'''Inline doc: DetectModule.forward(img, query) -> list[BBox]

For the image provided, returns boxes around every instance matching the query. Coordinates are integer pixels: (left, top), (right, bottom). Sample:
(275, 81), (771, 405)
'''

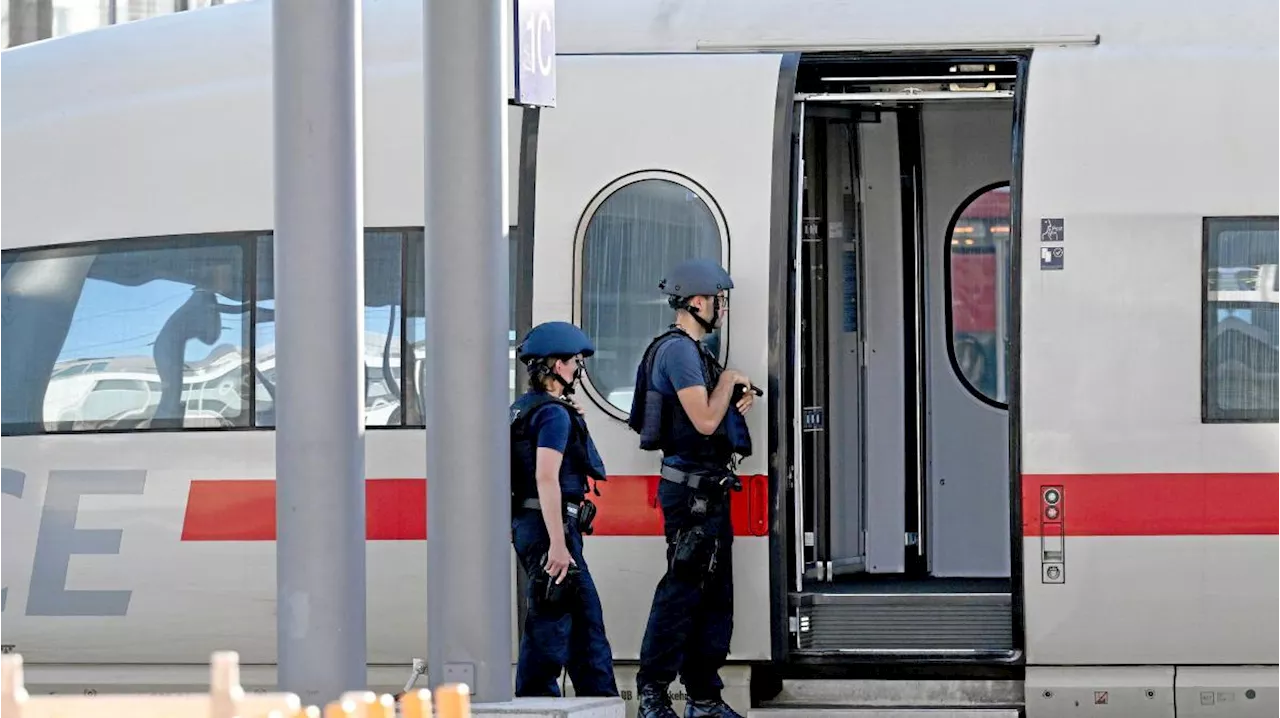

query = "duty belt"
(520, 498), (581, 520)
(659, 464), (734, 492)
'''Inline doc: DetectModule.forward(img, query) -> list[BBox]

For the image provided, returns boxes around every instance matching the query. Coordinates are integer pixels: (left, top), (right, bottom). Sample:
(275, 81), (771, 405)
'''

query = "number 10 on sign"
(514, 0), (556, 107)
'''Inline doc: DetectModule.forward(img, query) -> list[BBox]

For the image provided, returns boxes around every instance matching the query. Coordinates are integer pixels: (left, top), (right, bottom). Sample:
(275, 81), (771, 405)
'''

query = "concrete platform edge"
(468, 696), (626, 718)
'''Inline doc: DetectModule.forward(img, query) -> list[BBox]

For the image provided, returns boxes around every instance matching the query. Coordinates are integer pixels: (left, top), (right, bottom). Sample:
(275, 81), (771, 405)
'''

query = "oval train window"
(576, 173), (727, 415)
(947, 183), (1011, 406)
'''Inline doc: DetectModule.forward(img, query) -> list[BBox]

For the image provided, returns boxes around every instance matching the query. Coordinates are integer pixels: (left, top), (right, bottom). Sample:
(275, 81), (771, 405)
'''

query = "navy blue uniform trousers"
(636, 480), (735, 701)
(512, 509), (618, 698)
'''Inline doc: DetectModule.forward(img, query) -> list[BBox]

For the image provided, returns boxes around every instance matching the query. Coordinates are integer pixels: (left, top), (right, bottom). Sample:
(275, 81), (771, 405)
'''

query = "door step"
(792, 592), (1014, 653)
(750, 710), (1020, 717)
(752, 679), (1024, 717)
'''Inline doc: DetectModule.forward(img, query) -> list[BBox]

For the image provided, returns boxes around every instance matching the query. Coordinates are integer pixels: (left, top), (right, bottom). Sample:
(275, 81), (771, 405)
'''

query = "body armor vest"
(628, 328), (752, 470)
(510, 391), (606, 508)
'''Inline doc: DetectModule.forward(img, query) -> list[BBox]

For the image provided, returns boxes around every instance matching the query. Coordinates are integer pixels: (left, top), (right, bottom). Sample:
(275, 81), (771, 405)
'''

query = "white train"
(2, 0), (1277, 715)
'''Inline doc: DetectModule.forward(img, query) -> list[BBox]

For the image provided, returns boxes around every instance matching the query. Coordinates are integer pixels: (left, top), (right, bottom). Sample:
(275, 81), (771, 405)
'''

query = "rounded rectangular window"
(1, 236), (251, 434)
(946, 183), (1011, 406)
(577, 173), (727, 415)
(1203, 216), (1279, 423)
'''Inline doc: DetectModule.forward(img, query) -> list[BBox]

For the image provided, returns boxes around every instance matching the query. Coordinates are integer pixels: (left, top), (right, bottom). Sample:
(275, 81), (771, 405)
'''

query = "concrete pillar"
(423, 0), (512, 703)
(272, 0), (367, 706)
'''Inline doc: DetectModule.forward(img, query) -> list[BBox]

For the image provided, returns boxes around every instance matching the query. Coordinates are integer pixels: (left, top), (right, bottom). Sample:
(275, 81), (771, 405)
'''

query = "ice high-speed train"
(2, 0), (1277, 715)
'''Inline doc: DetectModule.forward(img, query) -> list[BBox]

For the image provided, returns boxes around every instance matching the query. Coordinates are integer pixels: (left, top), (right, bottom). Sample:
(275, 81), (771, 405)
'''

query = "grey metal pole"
(424, 0), (512, 704)
(272, 0), (367, 706)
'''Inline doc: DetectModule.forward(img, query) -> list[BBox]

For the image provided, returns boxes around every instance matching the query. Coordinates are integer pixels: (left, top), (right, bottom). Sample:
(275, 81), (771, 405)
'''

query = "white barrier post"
(210, 650), (244, 718)
(0, 652), (470, 718)
(0, 652), (303, 718)
(2, 654), (28, 718)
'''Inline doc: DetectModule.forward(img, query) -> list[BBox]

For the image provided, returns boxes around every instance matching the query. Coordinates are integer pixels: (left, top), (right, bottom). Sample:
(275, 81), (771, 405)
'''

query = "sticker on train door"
(1040, 217), (1064, 242)
(1040, 246), (1064, 271)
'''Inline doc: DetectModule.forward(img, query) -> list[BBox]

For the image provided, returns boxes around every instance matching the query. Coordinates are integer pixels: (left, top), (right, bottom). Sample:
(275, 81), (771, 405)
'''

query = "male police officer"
(628, 259), (756, 718)
(510, 321), (619, 699)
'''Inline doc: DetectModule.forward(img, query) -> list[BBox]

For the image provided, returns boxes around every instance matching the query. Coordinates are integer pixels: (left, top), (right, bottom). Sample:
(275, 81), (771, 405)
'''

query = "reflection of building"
(4, 0), (246, 49)
(42, 334), (522, 431)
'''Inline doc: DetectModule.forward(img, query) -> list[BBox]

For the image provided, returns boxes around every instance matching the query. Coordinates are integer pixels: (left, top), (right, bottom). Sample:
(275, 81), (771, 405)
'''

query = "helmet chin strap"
(531, 359), (582, 395)
(675, 295), (721, 334)
(564, 360), (586, 395)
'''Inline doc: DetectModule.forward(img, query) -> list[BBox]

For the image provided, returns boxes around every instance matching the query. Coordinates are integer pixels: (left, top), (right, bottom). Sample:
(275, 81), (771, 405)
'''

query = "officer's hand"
(736, 389), (755, 415)
(545, 543), (575, 584)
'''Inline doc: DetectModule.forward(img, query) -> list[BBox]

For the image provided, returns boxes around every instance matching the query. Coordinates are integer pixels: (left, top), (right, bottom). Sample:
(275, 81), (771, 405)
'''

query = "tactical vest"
(628, 328), (752, 470)
(510, 391), (606, 509)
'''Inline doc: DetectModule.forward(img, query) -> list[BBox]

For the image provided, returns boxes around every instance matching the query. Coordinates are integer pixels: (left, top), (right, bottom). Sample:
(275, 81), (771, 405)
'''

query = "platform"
(468, 697), (624, 718)
(748, 679), (1023, 718)
(747, 706), (1013, 711)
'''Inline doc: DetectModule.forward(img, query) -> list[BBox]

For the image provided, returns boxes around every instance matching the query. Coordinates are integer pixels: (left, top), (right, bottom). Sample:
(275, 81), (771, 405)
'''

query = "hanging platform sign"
(513, 0), (556, 107)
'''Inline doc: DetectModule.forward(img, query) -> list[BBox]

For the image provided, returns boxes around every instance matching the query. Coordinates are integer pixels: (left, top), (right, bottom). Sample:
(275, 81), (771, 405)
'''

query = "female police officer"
(509, 321), (618, 698)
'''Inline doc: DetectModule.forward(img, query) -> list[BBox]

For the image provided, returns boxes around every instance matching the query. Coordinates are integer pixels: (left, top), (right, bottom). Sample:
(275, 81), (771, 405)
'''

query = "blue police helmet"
(658, 258), (734, 298)
(517, 321), (596, 363)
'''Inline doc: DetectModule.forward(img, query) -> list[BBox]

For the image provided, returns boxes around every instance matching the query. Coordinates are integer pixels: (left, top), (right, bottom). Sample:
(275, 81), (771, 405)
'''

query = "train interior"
(786, 56), (1020, 659)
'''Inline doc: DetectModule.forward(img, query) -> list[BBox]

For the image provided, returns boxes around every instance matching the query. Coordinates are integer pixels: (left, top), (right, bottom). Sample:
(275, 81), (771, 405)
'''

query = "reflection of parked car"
(42, 346), (245, 431)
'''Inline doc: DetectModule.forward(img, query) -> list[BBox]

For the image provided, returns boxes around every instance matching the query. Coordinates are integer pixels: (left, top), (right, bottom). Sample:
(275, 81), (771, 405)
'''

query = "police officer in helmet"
(510, 321), (618, 699)
(628, 259), (756, 718)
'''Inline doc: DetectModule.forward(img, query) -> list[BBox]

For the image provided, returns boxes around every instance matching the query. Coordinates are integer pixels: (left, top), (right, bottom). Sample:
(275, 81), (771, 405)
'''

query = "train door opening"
(787, 57), (1022, 657)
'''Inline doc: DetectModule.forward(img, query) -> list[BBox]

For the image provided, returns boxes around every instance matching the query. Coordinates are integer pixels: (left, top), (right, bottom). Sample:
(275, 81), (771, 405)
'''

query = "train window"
(1, 235), (252, 435)
(946, 183), (1011, 407)
(1, 227), (519, 434)
(1203, 217), (1279, 423)
(255, 231), (413, 428)
(402, 230), (523, 426)
(404, 235), (425, 426)
(576, 172), (728, 415)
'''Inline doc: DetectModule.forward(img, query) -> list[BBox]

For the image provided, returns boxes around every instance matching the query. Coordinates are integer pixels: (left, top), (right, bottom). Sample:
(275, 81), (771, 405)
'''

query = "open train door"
(529, 51), (799, 680)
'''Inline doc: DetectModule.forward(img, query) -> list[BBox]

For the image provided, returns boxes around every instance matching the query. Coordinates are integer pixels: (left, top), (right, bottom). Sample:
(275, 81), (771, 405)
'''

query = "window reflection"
(254, 232), (410, 428)
(947, 184), (1011, 404)
(6, 0), (253, 50)
(49, 0), (178, 40)
(1204, 218), (1279, 422)
(579, 176), (724, 413)
(402, 233), (521, 422)
(1, 236), (250, 433)
(403, 234), (425, 426)
(1, 226), (523, 435)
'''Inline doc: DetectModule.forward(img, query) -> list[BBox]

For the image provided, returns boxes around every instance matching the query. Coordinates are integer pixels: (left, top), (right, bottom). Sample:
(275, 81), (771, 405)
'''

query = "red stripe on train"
(181, 475), (770, 541)
(1022, 473), (1279, 537)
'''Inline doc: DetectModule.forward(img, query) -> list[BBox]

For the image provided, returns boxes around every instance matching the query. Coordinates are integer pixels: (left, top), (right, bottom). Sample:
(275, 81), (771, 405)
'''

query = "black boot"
(636, 683), (679, 718)
(684, 697), (744, 718)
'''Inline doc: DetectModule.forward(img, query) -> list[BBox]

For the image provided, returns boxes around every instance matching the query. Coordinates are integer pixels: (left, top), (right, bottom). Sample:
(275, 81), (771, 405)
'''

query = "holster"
(671, 526), (717, 582)
(578, 498), (598, 535)
(670, 494), (720, 582)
